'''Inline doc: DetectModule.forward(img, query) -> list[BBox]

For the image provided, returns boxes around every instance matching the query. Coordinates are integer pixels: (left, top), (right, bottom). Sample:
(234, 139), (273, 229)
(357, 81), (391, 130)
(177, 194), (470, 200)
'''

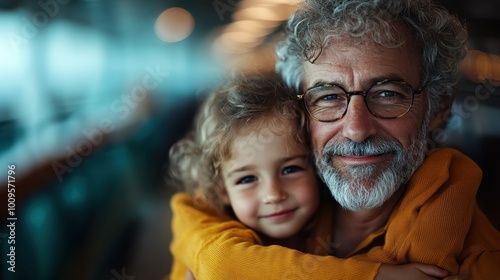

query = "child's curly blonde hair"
(168, 73), (306, 212)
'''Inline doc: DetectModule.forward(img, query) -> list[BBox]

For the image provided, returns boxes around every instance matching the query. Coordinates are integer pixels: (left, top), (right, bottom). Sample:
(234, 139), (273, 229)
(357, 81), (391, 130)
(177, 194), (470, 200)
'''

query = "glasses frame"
(297, 79), (424, 122)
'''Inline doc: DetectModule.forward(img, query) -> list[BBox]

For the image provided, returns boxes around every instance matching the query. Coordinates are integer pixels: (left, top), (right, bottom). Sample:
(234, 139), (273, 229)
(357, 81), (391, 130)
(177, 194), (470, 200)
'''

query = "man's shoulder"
(403, 147), (481, 205)
(427, 147), (482, 179)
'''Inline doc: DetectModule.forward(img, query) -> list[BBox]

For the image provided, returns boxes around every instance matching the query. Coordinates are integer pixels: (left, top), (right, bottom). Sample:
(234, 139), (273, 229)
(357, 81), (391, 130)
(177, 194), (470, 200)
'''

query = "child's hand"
(185, 270), (195, 280)
(376, 263), (449, 280)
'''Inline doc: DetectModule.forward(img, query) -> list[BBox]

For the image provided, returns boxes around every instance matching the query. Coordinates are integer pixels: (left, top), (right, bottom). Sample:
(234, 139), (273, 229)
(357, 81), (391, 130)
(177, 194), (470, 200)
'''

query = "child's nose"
(262, 180), (287, 204)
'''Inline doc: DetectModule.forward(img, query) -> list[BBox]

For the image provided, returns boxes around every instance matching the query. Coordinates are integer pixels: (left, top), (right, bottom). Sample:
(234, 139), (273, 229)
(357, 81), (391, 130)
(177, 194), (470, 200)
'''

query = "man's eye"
(236, 176), (257, 185)
(308, 87), (345, 105)
(313, 93), (344, 107)
(378, 90), (400, 98)
(321, 93), (340, 100)
(282, 165), (303, 175)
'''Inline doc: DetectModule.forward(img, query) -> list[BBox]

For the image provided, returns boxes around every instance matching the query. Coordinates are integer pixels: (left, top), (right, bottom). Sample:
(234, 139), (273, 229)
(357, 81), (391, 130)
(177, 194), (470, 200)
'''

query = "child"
(167, 73), (449, 280)
(169, 72), (322, 251)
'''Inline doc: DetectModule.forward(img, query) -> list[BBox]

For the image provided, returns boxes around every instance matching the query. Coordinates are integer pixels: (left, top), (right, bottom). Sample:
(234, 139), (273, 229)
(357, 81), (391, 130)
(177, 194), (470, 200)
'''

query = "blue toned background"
(0, 0), (499, 279)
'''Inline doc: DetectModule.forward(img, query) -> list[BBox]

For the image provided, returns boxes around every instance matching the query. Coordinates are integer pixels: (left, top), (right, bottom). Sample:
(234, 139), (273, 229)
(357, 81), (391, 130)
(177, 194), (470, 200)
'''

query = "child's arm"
(169, 193), (448, 280)
(170, 193), (379, 279)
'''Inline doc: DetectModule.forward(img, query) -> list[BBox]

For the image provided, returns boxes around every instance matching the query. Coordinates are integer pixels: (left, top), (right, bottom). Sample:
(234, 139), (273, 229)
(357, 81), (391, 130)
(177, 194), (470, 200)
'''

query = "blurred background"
(0, 0), (499, 279)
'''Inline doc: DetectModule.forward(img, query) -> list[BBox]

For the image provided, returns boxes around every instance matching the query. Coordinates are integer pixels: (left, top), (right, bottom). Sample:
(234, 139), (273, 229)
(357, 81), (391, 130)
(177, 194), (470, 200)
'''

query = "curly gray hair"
(276, 0), (468, 115)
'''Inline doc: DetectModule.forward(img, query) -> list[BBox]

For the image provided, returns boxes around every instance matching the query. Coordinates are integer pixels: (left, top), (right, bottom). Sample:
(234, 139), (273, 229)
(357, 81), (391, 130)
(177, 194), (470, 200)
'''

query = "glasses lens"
(366, 82), (414, 118)
(304, 85), (347, 121)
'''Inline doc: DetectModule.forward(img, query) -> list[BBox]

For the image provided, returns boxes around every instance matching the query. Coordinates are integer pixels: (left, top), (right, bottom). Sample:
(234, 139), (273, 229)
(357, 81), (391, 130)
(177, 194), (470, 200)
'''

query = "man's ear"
(428, 94), (454, 132)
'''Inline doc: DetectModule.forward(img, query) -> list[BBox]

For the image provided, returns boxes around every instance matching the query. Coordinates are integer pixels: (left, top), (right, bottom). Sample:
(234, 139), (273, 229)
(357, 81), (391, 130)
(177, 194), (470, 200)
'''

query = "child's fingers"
(413, 263), (449, 278)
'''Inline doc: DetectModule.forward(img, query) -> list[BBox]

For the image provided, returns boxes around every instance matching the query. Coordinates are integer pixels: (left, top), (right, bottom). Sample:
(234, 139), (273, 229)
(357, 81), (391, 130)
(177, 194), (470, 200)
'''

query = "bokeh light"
(462, 50), (500, 83)
(154, 7), (195, 43)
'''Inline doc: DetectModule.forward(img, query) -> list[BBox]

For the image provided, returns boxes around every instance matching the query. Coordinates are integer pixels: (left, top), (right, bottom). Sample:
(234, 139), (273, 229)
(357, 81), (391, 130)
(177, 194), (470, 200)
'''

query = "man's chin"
(333, 189), (389, 211)
(325, 171), (398, 211)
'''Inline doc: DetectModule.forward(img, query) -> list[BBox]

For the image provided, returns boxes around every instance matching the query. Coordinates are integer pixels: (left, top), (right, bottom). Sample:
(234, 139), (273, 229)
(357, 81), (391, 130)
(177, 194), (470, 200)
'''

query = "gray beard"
(315, 125), (428, 211)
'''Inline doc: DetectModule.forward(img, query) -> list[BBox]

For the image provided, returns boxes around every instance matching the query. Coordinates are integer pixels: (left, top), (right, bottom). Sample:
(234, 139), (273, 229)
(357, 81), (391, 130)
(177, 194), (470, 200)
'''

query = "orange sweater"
(169, 195), (380, 279)
(169, 148), (500, 279)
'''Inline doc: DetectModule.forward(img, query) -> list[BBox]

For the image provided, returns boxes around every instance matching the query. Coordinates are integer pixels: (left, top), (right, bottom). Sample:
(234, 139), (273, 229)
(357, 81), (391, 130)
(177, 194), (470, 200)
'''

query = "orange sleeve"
(367, 148), (500, 279)
(456, 207), (500, 280)
(368, 149), (479, 273)
(169, 193), (381, 280)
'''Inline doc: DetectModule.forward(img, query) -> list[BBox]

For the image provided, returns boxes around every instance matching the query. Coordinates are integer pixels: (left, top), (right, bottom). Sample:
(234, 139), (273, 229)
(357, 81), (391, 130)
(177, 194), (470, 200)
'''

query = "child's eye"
(282, 165), (303, 175)
(236, 176), (257, 185)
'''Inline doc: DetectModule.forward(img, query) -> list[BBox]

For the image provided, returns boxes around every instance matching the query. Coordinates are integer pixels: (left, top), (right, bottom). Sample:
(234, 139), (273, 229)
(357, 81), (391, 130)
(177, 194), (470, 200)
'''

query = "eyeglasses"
(297, 79), (423, 122)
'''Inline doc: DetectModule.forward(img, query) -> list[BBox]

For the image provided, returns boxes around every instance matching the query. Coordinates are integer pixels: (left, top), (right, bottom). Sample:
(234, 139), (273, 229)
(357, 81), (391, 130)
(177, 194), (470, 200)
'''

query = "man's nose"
(341, 96), (377, 143)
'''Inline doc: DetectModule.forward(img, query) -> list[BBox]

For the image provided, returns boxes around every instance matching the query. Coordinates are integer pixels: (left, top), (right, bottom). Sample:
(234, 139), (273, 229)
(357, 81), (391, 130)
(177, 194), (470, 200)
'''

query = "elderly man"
(168, 0), (500, 279)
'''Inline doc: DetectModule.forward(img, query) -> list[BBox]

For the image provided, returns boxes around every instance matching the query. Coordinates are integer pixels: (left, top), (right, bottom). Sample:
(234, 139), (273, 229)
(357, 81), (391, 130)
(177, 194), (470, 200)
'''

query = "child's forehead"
(226, 117), (304, 152)
(223, 122), (308, 166)
(237, 115), (296, 137)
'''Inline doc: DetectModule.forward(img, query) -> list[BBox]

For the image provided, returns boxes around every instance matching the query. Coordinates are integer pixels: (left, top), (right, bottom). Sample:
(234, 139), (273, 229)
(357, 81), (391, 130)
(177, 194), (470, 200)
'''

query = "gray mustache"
(322, 139), (403, 160)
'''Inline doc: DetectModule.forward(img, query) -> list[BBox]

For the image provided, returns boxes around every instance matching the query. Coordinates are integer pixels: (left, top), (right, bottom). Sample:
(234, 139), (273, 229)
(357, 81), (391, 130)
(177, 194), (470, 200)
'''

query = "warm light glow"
(213, 28), (276, 58)
(224, 20), (276, 36)
(491, 54), (500, 81)
(462, 50), (500, 83)
(233, 6), (285, 21)
(240, 0), (301, 7)
(475, 51), (491, 80)
(265, 0), (302, 4)
(236, 1), (298, 19)
(154, 7), (195, 43)
(210, 0), (301, 73)
(212, 37), (250, 56)
(214, 31), (264, 54)
(221, 31), (261, 44)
